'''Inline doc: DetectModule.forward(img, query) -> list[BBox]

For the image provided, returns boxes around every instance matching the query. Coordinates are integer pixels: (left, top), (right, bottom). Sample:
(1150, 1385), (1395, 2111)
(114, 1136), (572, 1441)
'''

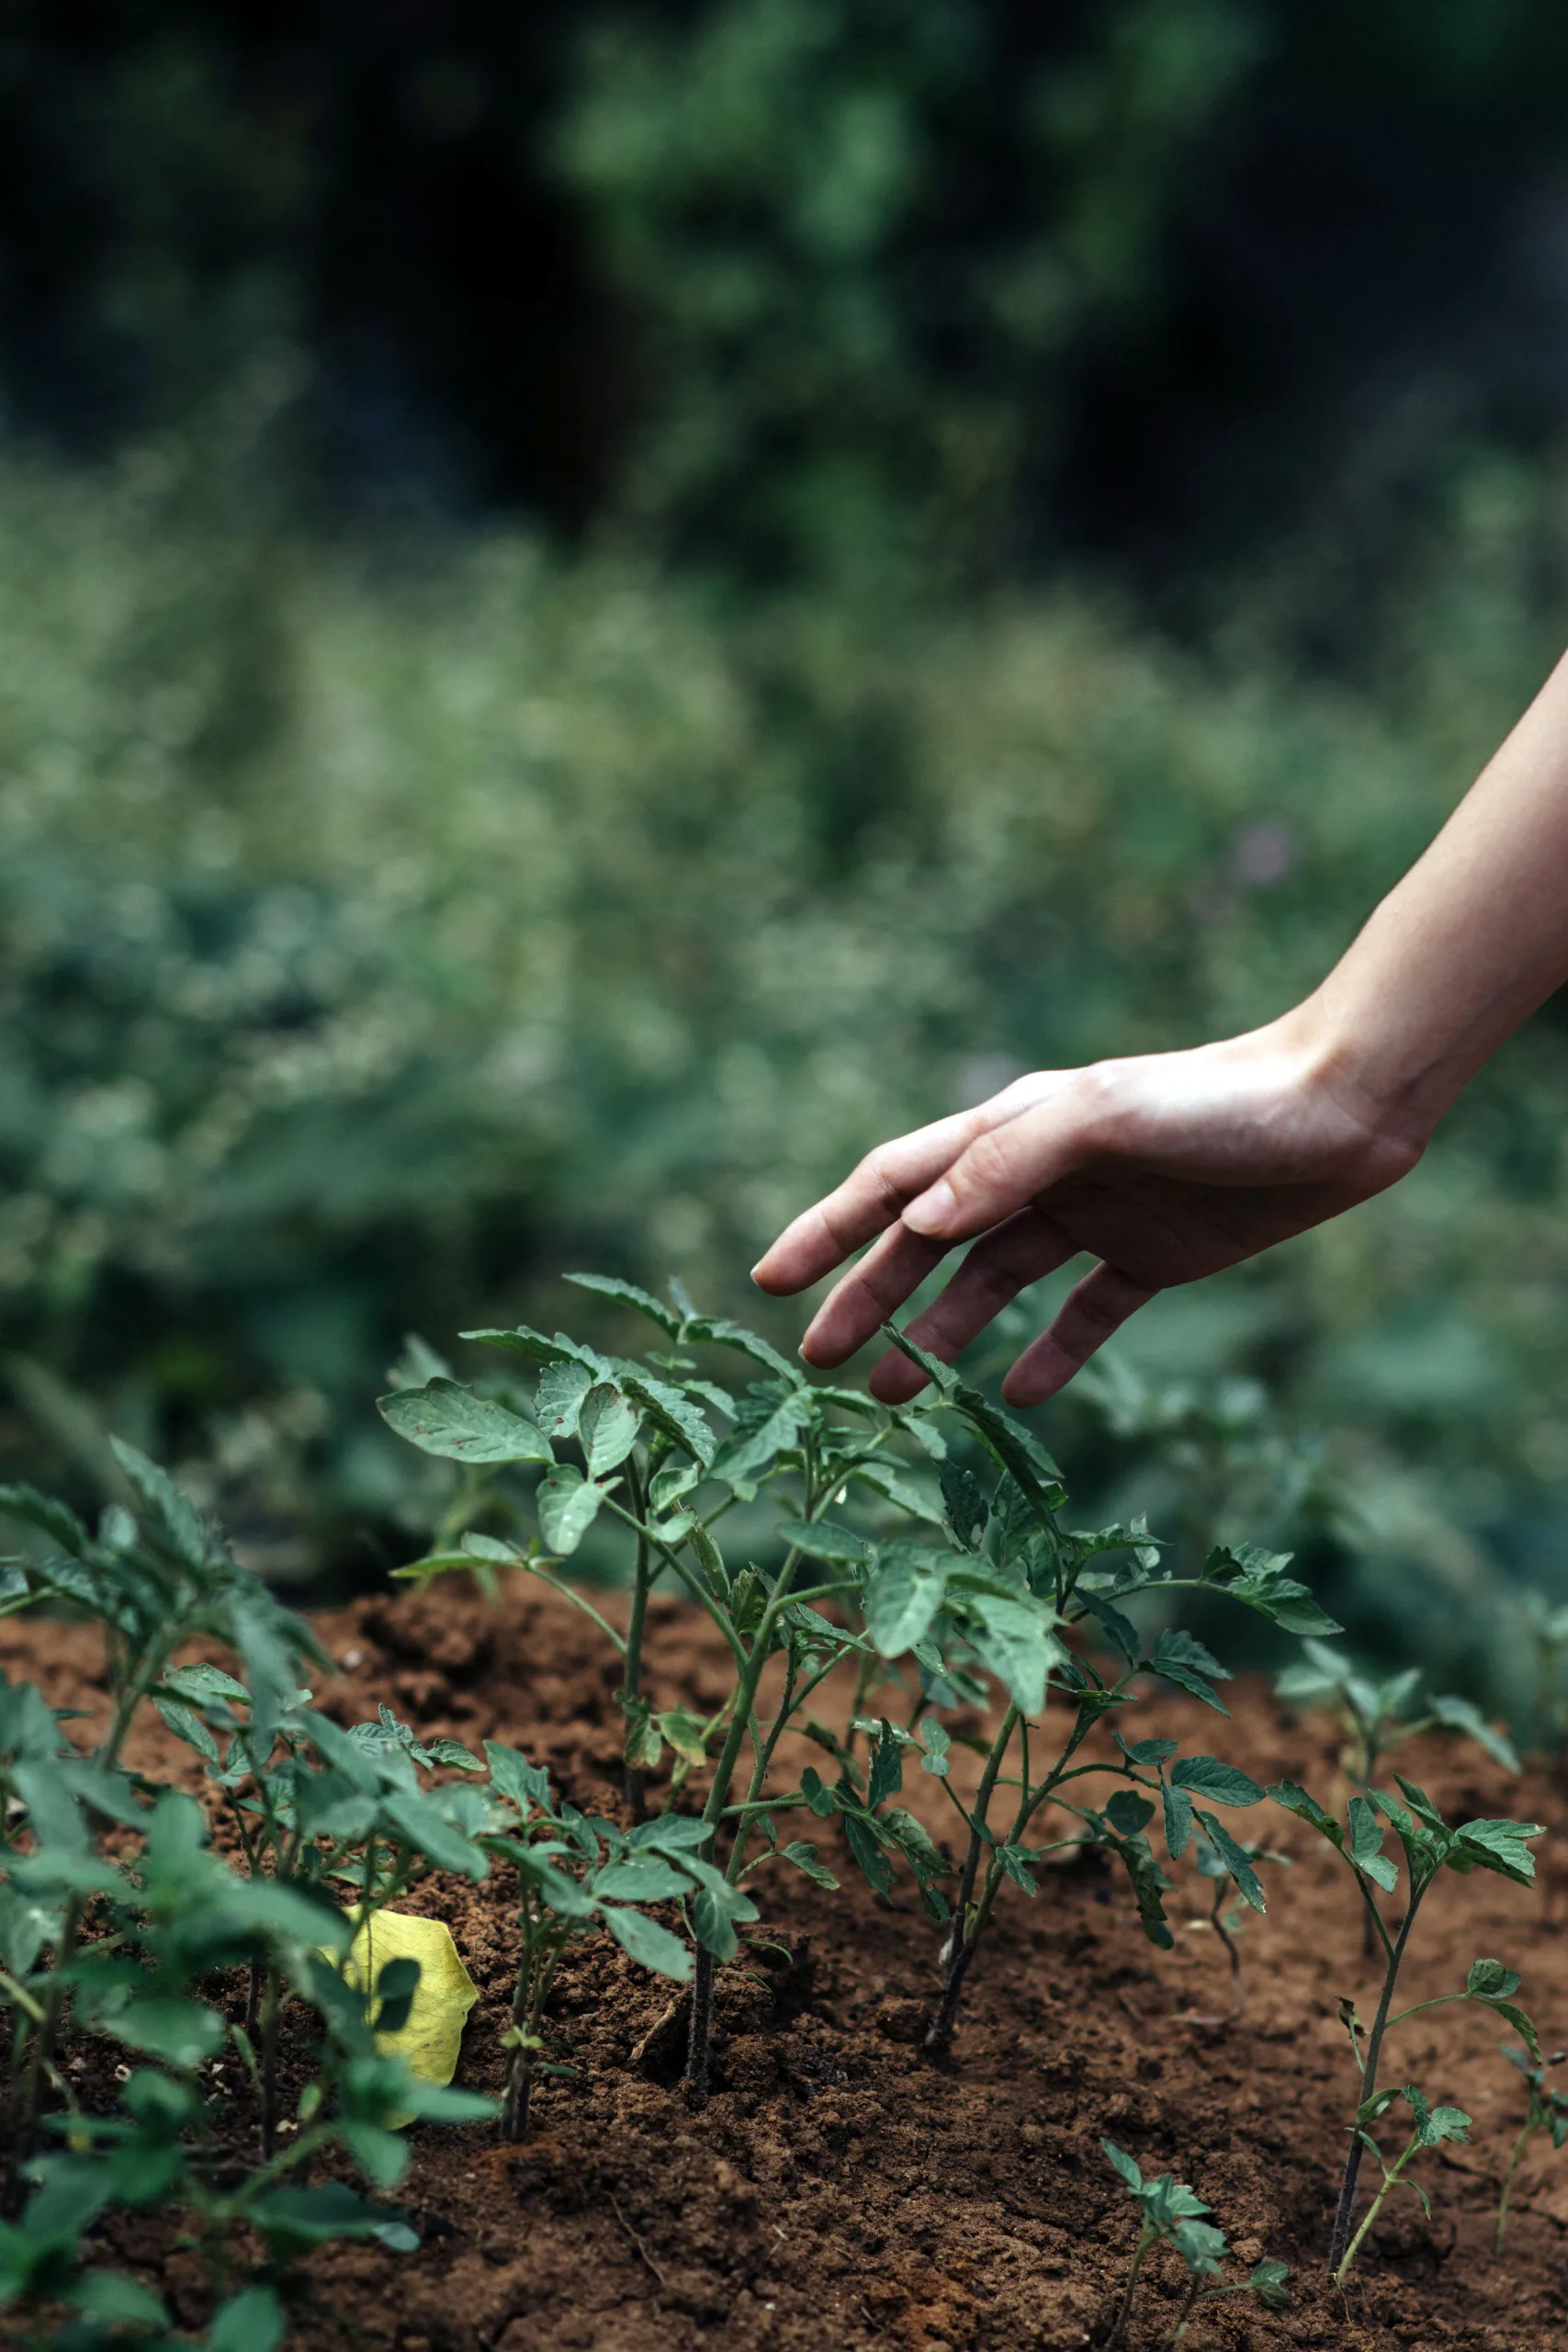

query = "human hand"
(752, 1012), (1426, 1406)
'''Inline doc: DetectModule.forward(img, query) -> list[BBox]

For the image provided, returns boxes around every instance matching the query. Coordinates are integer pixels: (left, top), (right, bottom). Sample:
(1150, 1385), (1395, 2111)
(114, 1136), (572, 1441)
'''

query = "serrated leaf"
(1466, 1957), (1522, 2000)
(536, 1466), (610, 1556)
(564, 1272), (682, 1339)
(152, 1694), (220, 1762)
(939, 1461), (988, 1549)
(577, 1383), (641, 1477)
(1161, 1778), (1193, 1860)
(1194, 1810), (1266, 1911)
(1077, 1589), (1140, 1666)
(881, 1807), (949, 1883)
(1101, 2139), (1143, 2192)
(863, 1543), (951, 1656)
(482, 1740), (550, 1814)
(378, 1380), (552, 1465)
(1248, 2259), (1291, 2308)
(461, 1324), (598, 1369)
(880, 1324), (961, 1397)
(617, 1368), (716, 1466)
(919, 1719), (951, 1778)
(604, 1905), (694, 1982)
(684, 1317), (801, 1381)
(1145, 1627), (1231, 1714)
(1267, 1779), (1345, 1850)
(1169, 1757), (1264, 1808)
(1453, 1816), (1543, 1886)
(1430, 1693), (1520, 1775)
(867, 1719), (903, 1809)
(779, 1840), (840, 1892)
(709, 1393), (807, 1487)
(109, 1438), (207, 1567)
(777, 1518), (873, 1566)
(0, 1484), (90, 1558)
(842, 1812), (896, 1898)
(1348, 1795), (1399, 1890)
(535, 1360), (594, 1440)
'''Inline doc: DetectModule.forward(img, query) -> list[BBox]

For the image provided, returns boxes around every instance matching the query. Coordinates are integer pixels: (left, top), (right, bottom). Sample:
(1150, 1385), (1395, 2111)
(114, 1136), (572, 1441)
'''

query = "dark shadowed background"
(6, 0), (1568, 1713)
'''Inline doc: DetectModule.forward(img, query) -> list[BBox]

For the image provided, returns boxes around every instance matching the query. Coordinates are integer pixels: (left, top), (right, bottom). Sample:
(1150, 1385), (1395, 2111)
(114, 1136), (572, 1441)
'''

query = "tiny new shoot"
(1494, 2041), (1568, 2255)
(1100, 2141), (1289, 2349)
(1336, 2086), (1471, 2288)
(1275, 1638), (1519, 1956)
(1269, 1771), (1543, 2278)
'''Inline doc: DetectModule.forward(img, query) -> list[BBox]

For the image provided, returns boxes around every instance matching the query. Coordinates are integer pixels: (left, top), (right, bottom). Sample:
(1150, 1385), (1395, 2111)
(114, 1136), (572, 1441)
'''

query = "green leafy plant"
(1494, 2041), (1568, 2254)
(1333, 2085), (1472, 2287)
(1269, 1773), (1543, 2278)
(878, 1325), (1340, 2052)
(1184, 1828), (1289, 2026)
(476, 1740), (741, 2138)
(1100, 2140), (1289, 2347)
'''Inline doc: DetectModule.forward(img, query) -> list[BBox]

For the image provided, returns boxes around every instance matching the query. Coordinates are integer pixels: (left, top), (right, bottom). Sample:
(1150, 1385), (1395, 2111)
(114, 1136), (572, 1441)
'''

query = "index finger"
(750, 1107), (982, 1295)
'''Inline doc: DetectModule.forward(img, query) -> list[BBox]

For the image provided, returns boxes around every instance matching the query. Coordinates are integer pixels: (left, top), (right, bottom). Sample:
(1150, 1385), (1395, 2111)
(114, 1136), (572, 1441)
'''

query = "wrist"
(1268, 991), (1440, 1168)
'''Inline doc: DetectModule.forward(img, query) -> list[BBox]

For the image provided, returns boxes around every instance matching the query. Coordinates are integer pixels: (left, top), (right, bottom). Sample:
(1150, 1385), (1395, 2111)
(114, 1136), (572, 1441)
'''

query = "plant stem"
(1106, 2224), (1155, 2349)
(1326, 1888), (1426, 2277)
(622, 1460), (650, 1819)
(1169, 2273), (1205, 2346)
(924, 1703), (1018, 2054)
(682, 1544), (808, 2095)
(1335, 2132), (1418, 2287)
(258, 1967), (281, 2163)
(1495, 2118), (1536, 2255)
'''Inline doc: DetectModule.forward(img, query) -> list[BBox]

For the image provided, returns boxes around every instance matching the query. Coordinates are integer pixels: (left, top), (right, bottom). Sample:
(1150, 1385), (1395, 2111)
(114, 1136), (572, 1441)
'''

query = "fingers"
(999, 1261), (1155, 1407)
(863, 1209), (1077, 1402)
(798, 1222), (951, 1367)
(901, 1076), (1101, 1245)
(751, 1107), (983, 1295)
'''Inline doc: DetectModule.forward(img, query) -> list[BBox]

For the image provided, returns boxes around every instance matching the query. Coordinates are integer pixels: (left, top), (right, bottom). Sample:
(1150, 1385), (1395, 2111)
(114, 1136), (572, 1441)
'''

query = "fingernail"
(902, 1180), (955, 1237)
(750, 1261), (765, 1283)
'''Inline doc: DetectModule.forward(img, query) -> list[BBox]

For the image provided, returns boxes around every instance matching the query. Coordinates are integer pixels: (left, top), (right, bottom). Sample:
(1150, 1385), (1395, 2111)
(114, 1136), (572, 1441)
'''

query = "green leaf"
(564, 1272), (682, 1339)
(535, 1360), (594, 1440)
(152, 1694), (220, 1763)
(842, 1812), (896, 1898)
(1201, 1545), (1342, 1637)
(1193, 1811), (1266, 1912)
(1430, 1694), (1520, 1775)
(777, 1518), (873, 1567)
(578, 1383), (642, 1477)
(1247, 2259), (1291, 2309)
(378, 1380), (552, 1465)
(1467, 1957), (1522, 2000)
(778, 1840), (839, 1891)
(919, 1719), (951, 1778)
(204, 2287), (288, 2352)
(108, 1997), (227, 2068)
(880, 1807), (949, 1884)
(709, 1394), (808, 1487)
(481, 1741), (550, 1814)
(867, 1719), (903, 1809)
(939, 1461), (988, 1549)
(953, 1584), (1063, 1715)
(251, 2183), (419, 2253)
(0, 1483), (90, 1558)
(163, 1662), (251, 1706)
(656, 1707), (710, 1766)
(1348, 1795), (1399, 1891)
(603, 1906), (694, 1983)
(683, 1317), (801, 1381)
(461, 1324), (597, 1369)
(536, 1465), (610, 1556)
(1161, 1778), (1193, 1860)
(1077, 1589), (1140, 1666)
(1145, 1628), (1232, 1714)
(1452, 1817), (1543, 1886)
(880, 1324), (961, 1397)
(109, 1437), (208, 1567)
(1169, 1757), (1264, 1808)
(67, 2270), (171, 2329)
(617, 1369), (716, 1466)
(997, 1841), (1040, 1894)
(863, 1544), (951, 1656)
(953, 1383), (1065, 1521)
(1101, 1826), (1173, 1949)
(1171, 2218), (1227, 2277)
(844, 1457), (946, 1523)
(1101, 2139), (1143, 2192)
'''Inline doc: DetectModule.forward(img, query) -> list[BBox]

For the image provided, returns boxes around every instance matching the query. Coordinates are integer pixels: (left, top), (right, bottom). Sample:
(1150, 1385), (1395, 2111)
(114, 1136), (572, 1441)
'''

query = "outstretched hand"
(752, 1015), (1425, 1407)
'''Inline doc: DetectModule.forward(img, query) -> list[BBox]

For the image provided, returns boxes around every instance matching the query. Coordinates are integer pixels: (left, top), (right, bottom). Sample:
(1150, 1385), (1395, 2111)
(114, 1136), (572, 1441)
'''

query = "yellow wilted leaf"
(329, 1909), (479, 2128)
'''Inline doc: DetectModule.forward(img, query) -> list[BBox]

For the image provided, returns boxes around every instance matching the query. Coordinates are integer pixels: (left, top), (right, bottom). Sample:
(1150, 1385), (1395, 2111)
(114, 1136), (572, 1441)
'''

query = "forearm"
(1303, 648), (1568, 1139)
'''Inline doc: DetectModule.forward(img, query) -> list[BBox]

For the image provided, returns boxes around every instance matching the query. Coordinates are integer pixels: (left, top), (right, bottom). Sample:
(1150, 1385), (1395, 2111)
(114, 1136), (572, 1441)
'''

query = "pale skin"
(754, 648), (1568, 1405)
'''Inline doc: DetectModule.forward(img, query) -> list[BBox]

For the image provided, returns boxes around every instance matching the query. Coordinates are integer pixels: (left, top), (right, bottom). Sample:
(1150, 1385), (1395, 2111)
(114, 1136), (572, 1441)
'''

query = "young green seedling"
(879, 1325), (1342, 2052)
(477, 1738), (744, 2136)
(1269, 1771), (1543, 2277)
(1276, 1637), (1519, 1955)
(1335, 2085), (1471, 2286)
(1100, 2141), (1289, 2347)
(1494, 2041), (1568, 2254)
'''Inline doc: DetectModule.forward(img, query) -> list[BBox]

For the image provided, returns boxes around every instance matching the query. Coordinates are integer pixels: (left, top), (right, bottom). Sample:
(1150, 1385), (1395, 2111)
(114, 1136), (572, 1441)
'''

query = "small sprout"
(1271, 1773), (1544, 2278)
(1336, 2086), (1472, 2287)
(1100, 2142), (1289, 2347)
(1495, 2042), (1568, 2254)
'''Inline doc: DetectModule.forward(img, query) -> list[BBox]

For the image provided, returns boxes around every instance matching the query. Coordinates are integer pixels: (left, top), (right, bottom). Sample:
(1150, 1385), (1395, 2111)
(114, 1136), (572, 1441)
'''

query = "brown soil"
(6, 1581), (1568, 2352)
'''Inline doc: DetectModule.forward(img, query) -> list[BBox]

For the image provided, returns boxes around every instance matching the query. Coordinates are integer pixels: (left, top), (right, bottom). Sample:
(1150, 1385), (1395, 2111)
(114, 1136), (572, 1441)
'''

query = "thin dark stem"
(1495, 2118), (1536, 2256)
(1106, 2226), (1154, 2349)
(622, 1458), (650, 1820)
(924, 1704), (1018, 2053)
(258, 1968), (281, 2163)
(1326, 1885), (1427, 2276)
(1169, 2272), (1205, 2347)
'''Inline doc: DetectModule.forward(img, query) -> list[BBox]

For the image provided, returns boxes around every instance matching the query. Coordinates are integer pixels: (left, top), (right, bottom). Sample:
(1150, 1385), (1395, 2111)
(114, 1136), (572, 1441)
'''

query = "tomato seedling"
(1100, 2140), (1289, 2347)
(1494, 2041), (1568, 2254)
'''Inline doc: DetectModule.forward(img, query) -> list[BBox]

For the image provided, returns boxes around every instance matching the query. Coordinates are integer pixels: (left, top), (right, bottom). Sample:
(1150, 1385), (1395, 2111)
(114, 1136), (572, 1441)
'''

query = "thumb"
(901, 1080), (1100, 1241)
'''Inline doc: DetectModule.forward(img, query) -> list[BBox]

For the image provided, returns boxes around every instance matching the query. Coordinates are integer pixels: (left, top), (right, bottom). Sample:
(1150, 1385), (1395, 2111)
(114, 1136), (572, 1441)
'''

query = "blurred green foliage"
(5, 0), (1568, 1704)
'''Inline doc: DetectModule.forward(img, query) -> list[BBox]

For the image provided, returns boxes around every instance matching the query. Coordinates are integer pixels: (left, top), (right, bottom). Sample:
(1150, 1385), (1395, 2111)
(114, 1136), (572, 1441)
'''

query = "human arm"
(752, 646), (1568, 1405)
